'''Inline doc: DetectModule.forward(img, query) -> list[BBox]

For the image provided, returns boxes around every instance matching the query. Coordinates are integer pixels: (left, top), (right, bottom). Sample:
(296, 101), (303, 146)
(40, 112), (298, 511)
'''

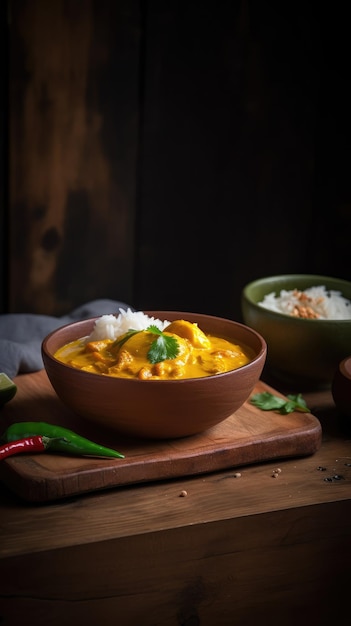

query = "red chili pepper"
(0, 435), (53, 460)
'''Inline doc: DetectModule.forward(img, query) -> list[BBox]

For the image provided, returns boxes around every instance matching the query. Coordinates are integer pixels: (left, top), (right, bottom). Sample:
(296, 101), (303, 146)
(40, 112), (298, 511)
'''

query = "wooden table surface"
(0, 371), (350, 626)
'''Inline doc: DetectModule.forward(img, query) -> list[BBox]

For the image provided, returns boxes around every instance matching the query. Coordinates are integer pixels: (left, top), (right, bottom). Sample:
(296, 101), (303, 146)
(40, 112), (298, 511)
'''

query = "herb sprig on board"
(250, 392), (310, 414)
(112, 325), (179, 364)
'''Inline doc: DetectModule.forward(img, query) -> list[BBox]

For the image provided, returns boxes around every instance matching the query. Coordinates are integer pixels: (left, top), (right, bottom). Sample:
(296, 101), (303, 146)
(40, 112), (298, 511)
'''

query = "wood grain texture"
(6, 2), (351, 320)
(8, 0), (140, 314)
(1, 494), (350, 625)
(1, 379), (350, 625)
(0, 370), (321, 502)
(1, 392), (350, 558)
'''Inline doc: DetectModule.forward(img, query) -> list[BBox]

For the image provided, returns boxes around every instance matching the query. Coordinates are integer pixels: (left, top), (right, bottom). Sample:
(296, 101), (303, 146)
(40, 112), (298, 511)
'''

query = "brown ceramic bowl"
(332, 355), (351, 418)
(42, 311), (267, 439)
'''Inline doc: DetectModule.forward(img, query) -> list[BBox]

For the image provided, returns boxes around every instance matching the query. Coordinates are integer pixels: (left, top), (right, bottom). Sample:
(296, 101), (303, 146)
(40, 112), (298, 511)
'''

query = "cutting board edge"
(1, 419), (322, 503)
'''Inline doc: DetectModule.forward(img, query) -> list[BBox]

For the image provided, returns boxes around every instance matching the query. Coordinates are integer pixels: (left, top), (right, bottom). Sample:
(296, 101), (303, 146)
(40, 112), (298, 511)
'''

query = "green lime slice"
(0, 373), (17, 407)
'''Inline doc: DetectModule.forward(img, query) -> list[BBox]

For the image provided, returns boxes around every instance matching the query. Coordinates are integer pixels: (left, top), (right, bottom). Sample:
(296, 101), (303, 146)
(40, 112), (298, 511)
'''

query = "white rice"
(86, 308), (170, 342)
(258, 286), (351, 320)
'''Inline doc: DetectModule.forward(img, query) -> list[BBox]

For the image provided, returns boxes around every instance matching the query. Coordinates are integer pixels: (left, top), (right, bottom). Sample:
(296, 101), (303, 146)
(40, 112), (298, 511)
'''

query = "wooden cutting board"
(0, 370), (322, 503)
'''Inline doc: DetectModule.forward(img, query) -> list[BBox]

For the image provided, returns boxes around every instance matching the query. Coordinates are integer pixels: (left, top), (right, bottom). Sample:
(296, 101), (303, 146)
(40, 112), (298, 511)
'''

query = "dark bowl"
(42, 311), (267, 439)
(241, 274), (351, 388)
(332, 355), (351, 416)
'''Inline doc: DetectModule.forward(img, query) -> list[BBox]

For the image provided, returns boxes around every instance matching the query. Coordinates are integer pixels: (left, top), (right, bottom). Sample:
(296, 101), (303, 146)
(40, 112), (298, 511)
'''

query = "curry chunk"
(85, 340), (111, 353)
(164, 320), (211, 349)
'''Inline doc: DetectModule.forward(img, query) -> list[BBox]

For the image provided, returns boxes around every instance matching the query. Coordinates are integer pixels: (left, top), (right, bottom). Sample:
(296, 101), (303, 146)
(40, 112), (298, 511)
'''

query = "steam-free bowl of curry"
(42, 311), (267, 439)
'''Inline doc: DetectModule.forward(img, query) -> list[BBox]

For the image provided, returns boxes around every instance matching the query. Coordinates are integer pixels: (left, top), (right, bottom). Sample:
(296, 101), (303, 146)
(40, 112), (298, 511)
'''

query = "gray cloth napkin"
(0, 299), (133, 378)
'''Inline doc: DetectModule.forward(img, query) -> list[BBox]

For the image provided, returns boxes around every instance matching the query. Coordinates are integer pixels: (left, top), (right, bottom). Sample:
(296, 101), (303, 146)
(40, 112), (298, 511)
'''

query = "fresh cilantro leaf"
(251, 392), (287, 411)
(286, 393), (310, 413)
(250, 391), (310, 414)
(279, 400), (298, 414)
(147, 325), (163, 335)
(112, 325), (180, 364)
(148, 332), (179, 364)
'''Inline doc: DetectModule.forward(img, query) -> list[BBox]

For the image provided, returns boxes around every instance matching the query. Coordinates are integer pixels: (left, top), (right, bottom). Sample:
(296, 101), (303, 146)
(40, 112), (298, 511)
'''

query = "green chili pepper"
(2, 422), (124, 459)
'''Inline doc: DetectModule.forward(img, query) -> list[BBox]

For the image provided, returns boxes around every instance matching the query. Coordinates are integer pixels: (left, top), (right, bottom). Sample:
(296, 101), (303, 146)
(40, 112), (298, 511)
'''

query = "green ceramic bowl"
(241, 274), (351, 388)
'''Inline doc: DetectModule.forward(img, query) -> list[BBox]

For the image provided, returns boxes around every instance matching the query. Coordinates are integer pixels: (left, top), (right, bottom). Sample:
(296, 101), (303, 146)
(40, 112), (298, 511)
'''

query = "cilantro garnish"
(112, 325), (179, 364)
(250, 392), (310, 414)
(146, 325), (179, 364)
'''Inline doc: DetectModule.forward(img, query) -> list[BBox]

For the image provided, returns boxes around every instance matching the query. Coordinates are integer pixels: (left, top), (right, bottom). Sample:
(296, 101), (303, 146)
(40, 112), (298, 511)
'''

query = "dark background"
(2, 0), (350, 321)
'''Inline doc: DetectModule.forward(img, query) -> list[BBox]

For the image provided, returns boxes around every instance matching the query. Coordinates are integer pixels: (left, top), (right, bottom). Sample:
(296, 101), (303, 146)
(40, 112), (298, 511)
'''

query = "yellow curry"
(54, 319), (254, 380)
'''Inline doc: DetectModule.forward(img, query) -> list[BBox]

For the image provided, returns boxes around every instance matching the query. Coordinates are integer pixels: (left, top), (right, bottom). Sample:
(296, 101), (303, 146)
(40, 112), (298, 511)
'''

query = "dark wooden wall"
(2, 0), (351, 321)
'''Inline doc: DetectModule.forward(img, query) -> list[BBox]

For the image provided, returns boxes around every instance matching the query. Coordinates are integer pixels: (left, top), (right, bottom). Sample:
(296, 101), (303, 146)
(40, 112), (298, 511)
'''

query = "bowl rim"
(242, 274), (351, 324)
(41, 311), (267, 384)
(339, 355), (351, 379)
